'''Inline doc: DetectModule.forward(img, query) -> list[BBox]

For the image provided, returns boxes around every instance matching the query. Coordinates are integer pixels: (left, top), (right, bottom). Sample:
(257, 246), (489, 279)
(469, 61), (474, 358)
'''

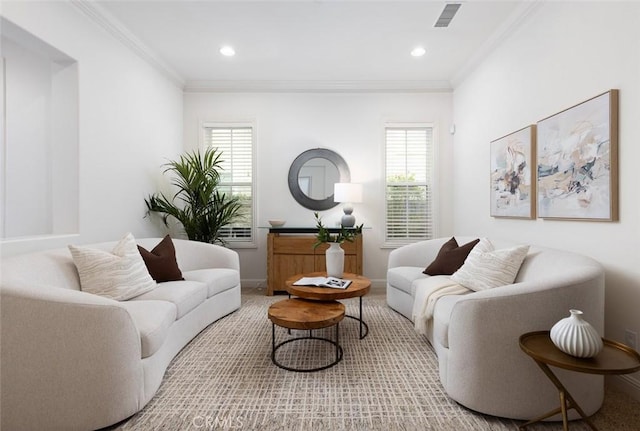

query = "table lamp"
(334, 183), (363, 227)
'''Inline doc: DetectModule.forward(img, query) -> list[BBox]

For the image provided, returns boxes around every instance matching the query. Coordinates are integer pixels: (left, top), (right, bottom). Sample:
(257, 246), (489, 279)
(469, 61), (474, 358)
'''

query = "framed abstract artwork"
(537, 90), (618, 221)
(490, 125), (536, 219)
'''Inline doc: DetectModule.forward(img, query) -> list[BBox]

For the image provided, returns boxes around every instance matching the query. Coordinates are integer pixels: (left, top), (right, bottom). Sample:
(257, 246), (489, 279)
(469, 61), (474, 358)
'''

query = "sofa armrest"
(388, 238), (448, 269)
(450, 268), (605, 337)
(171, 239), (240, 272)
(1, 285), (144, 431)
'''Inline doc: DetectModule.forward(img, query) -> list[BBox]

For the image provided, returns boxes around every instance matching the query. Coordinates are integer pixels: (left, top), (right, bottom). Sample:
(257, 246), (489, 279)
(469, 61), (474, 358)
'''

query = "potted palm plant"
(145, 148), (244, 245)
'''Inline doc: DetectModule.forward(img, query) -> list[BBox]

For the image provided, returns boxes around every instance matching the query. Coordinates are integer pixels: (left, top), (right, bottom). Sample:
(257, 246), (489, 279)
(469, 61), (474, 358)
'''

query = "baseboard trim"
(241, 279), (267, 289)
(369, 280), (386, 294)
(607, 374), (640, 401)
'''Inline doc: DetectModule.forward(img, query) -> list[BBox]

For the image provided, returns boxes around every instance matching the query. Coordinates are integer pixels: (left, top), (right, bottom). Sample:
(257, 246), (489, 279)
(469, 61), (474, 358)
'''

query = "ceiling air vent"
(434, 3), (461, 28)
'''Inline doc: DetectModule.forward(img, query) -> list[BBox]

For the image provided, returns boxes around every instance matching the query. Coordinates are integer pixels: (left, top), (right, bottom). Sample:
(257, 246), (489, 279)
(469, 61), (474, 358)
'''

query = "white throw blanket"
(412, 276), (471, 336)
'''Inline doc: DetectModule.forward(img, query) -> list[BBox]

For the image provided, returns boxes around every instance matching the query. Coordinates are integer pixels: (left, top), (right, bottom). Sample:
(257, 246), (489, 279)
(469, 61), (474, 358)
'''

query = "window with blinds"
(385, 126), (435, 245)
(202, 124), (254, 245)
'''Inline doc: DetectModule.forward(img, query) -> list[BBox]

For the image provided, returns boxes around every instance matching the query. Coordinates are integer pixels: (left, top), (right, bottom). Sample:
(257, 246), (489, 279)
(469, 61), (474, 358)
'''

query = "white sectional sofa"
(1, 237), (241, 431)
(386, 236), (605, 421)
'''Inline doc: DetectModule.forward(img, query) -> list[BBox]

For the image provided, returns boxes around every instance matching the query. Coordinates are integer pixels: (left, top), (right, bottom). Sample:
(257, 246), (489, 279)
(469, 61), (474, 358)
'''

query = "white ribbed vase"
(550, 309), (603, 358)
(325, 242), (345, 278)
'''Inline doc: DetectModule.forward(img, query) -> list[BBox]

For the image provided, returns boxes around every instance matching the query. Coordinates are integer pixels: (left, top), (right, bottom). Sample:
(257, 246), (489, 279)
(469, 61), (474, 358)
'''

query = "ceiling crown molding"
(70, 0), (185, 88)
(451, 1), (542, 88)
(184, 80), (453, 93)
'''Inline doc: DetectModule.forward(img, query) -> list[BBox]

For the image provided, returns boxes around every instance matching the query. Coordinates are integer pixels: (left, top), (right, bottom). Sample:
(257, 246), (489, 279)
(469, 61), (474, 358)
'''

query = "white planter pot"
(550, 309), (603, 358)
(325, 242), (345, 278)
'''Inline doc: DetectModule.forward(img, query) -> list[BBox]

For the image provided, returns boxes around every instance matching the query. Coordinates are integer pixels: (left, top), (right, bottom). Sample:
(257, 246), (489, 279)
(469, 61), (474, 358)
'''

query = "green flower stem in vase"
(312, 212), (363, 278)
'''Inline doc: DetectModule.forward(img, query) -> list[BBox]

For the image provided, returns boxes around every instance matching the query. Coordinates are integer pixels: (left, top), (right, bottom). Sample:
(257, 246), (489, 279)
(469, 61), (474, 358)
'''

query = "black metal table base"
(346, 296), (369, 339)
(344, 315), (369, 339)
(271, 323), (343, 372)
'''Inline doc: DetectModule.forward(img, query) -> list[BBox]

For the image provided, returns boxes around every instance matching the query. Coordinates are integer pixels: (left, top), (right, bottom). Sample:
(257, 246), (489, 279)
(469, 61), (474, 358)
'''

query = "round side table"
(285, 272), (371, 339)
(268, 298), (345, 372)
(519, 330), (640, 431)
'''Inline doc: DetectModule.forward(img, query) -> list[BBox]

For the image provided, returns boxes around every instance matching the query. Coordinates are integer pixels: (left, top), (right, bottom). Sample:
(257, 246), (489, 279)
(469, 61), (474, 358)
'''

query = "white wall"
(2, 17), (80, 239)
(453, 2), (640, 395)
(2, 36), (54, 237)
(184, 92), (454, 286)
(0, 1), (184, 255)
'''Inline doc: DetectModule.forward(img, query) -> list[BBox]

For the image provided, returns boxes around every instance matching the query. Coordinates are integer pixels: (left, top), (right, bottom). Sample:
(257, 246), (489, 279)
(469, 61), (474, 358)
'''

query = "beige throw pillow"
(69, 232), (156, 301)
(450, 238), (529, 291)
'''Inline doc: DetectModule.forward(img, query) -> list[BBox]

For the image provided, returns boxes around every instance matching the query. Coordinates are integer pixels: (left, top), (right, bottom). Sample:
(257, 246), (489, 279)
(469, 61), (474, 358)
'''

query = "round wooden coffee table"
(519, 331), (640, 431)
(285, 272), (371, 339)
(268, 298), (345, 372)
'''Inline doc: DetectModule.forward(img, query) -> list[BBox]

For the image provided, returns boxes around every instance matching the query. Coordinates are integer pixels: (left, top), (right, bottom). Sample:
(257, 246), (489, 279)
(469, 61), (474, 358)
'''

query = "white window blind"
(385, 126), (435, 245)
(203, 125), (254, 245)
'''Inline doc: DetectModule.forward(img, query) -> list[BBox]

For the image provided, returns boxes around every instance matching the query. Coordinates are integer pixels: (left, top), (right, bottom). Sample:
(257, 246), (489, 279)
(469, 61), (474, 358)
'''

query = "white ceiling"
(91, 0), (534, 91)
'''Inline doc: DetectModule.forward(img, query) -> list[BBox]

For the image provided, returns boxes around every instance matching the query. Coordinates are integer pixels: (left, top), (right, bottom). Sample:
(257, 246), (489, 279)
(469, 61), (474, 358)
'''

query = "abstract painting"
(490, 125), (536, 218)
(537, 90), (618, 221)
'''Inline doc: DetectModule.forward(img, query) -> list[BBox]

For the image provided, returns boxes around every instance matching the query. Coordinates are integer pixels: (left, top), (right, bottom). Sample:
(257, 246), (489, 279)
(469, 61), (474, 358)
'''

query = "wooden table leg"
(520, 359), (598, 431)
(559, 390), (569, 431)
(519, 406), (563, 429)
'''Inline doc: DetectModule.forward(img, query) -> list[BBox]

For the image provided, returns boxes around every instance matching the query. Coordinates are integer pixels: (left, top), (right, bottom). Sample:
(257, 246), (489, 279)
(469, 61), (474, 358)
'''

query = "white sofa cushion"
(412, 275), (459, 315)
(118, 300), (177, 358)
(451, 238), (529, 291)
(432, 294), (466, 348)
(183, 268), (240, 297)
(68, 233), (156, 301)
(386, 266), (428, 295)
(131, 281), (207, 319)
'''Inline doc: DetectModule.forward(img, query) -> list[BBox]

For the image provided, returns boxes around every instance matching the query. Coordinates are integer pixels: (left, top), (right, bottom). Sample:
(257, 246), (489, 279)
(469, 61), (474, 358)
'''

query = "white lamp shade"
(334, 183), (363, 203)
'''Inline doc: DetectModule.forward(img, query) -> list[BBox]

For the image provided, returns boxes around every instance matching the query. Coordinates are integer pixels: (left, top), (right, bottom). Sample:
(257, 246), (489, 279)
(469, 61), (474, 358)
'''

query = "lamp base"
(341, 203), (355, 227)
(341, 214), (356, 228)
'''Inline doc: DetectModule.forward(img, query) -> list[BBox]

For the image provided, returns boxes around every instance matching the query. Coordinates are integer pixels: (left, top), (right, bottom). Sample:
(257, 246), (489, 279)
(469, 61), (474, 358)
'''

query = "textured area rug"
(112, 291), (640, 431)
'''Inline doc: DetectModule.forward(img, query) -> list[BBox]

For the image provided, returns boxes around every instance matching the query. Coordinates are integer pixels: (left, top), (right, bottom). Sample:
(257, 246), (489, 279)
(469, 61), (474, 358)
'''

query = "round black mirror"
(288, 149), (350, 211)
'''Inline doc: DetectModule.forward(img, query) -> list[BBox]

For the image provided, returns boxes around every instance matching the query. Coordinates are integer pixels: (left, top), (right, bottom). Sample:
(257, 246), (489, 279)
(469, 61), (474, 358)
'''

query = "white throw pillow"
(450, 238), (529, 291)
(69, 232), (156, 301)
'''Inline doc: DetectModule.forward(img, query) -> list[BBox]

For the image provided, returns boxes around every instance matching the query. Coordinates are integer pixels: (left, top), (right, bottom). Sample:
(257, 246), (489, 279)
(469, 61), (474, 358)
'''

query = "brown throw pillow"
(423, 237), (480, 276)
(138, 235), (184, 282)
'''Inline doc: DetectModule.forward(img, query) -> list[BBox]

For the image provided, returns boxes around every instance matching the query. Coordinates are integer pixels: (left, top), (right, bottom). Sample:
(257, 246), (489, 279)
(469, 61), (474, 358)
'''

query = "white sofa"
(1, 238), (241, 431)
(386, 236), (605, 421)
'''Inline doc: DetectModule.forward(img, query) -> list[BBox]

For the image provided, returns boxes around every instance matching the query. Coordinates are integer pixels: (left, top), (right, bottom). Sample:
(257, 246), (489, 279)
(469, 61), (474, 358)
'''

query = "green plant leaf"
(313, 212), (363, 249)
(145, 147), (244, 244)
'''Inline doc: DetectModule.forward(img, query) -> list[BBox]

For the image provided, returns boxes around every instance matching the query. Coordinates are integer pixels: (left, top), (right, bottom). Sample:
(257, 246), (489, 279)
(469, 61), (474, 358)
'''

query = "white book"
(293, 276), (352, 289)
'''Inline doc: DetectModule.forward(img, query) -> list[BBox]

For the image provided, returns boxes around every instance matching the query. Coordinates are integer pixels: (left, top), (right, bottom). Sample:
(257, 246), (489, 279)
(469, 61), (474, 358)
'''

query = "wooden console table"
(266, 227), (363, 296)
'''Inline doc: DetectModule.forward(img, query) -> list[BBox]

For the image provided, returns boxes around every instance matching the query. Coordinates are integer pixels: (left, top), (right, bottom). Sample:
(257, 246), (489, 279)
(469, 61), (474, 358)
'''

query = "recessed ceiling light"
(220, 46), (235, 57)
(411, 46), (426, 57)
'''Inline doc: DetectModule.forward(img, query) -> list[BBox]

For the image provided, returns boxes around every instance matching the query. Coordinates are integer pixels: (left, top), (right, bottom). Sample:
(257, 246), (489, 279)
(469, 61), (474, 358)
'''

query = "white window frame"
(200, 121), (257, 248)
(382, 122), (438, 248)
